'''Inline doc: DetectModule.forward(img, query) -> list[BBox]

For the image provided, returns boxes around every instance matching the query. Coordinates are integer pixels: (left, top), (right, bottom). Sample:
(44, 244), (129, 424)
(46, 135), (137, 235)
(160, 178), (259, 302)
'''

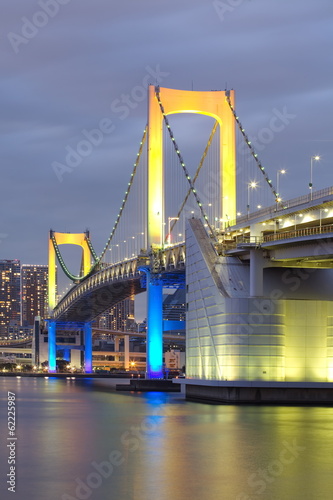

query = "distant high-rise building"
(97, 297), (135, 331)
(0, 260), (21, 335)
(21, 264), (48, 326)
(163, 288), (186, 321)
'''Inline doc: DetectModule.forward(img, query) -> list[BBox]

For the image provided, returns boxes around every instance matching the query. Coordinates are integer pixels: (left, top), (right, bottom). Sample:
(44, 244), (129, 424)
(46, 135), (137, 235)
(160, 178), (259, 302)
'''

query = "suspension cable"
(96, 126), (148, 265)
(51, 234), (84, 282)
(155, 87), (217, 242)
(53, 127), (148, 284)
(225, 90), (279, 200)
(166, 120), (219, 244)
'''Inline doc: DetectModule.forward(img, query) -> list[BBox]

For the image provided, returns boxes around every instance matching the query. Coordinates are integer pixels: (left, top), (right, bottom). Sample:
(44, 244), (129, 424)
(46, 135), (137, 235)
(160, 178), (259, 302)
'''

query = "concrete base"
(181, 382), (333, 405)
(116, 379), (181, 392)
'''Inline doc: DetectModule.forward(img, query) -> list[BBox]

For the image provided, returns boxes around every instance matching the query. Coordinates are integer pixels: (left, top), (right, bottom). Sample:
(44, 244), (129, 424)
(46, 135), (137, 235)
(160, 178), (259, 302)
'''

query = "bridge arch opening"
(147, 85), (236, 247)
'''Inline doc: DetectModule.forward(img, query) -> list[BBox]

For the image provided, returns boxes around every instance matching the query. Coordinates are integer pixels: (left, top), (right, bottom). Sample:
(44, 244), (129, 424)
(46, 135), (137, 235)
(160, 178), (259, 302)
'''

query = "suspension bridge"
(45, 85), (333, 386)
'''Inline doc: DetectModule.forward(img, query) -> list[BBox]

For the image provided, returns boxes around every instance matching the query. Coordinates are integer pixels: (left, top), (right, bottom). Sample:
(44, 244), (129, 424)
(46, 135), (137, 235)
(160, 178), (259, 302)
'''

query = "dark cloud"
(1, 0), (333, 296)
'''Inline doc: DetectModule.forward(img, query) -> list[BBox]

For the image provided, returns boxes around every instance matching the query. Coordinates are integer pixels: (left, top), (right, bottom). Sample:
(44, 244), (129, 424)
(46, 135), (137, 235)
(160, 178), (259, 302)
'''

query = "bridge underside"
(54, 277), (145, 322)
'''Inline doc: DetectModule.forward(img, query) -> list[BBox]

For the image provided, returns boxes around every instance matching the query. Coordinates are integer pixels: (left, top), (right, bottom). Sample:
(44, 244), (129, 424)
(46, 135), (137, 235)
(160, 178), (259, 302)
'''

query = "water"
(1, 377), (333, 500)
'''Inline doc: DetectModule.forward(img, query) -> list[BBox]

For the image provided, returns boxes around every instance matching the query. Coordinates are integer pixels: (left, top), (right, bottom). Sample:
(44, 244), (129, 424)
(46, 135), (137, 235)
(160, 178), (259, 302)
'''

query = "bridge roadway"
(223, 185), (333, 266)
(0, 329), (185, 367)
(53, 185), (333, 323)
(0, 329), (184, 350)
(53, 244), (185, 322)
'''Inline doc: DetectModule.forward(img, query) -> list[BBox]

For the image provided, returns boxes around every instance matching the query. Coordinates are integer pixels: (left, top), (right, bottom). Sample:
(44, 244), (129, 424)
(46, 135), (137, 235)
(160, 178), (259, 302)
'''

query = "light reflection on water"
(0, 377), (333, 500)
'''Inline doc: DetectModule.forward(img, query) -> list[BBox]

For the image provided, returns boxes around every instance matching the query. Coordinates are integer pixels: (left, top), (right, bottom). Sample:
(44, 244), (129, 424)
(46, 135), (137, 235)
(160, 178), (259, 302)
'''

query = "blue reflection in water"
(0, 377), (333, 500)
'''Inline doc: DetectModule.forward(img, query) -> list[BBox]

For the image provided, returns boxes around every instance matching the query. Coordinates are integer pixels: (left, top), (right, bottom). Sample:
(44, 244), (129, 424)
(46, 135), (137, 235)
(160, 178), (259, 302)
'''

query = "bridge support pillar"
(48, 320), (57, 373)
(250, 249), (264, 297)
(32, 316), (41, 367)
(146, 270), (163, 379)
(249, 223), (263, 239)
(84, 322), (93, 374)
(124, 336), (130, 370)
(114, 336), (120, 352)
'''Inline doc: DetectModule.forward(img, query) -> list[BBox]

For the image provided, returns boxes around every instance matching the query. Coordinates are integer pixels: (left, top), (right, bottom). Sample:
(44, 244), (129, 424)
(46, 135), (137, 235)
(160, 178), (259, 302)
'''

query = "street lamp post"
(167, 217), (179, 244)
(276, 169), (286, 207)
(123, 240), (128, 259)
(319, 208), (328, 230)
(247, 181), (258, 219)
(310, 155), (320, 200)
(294, 213), (303, 232)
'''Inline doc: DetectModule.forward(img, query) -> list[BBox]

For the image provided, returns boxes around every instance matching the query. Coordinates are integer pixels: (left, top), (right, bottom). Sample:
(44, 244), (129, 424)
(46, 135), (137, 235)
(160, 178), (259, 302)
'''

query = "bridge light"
(247, 182), (258, 219)
(310, 155), (321, 200)
(276, 169), (286, 206)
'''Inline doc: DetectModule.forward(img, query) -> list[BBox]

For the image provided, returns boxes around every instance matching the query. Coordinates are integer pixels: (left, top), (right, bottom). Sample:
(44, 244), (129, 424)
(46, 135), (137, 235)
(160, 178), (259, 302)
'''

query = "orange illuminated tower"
(147, 85), (236, 247)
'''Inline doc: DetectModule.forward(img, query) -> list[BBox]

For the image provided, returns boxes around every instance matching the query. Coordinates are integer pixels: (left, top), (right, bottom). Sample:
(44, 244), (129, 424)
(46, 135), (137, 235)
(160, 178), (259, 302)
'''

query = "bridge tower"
(47, 230), (94, 373)
(48, 230), (92, 311)
(145, 86), (236, 378)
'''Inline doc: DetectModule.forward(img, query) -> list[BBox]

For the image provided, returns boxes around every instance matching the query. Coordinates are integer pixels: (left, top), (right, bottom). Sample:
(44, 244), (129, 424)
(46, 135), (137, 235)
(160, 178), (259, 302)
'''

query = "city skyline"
(0, 260), (48, 336)
(1, 1), (332, 282)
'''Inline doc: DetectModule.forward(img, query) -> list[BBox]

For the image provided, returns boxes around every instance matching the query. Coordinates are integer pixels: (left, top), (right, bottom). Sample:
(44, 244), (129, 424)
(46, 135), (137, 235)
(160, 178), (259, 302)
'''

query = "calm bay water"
(1, 377), (333, 500)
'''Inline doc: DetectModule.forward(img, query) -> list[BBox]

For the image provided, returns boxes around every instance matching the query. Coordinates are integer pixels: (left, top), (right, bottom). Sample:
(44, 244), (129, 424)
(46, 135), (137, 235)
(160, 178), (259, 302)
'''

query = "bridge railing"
(263, 224), (333, 243)
(227, 185), (333, 227)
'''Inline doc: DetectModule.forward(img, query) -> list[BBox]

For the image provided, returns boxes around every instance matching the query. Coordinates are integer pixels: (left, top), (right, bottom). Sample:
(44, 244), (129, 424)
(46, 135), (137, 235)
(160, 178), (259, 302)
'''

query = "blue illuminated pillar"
(146, 270), (163, 379)
(84, 322), (93, 374)
(48, 320), (56, 373)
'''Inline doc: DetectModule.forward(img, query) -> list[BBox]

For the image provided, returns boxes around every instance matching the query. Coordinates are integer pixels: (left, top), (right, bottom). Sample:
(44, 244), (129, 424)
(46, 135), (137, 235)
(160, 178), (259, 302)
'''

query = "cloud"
(0, 0), (332, 295)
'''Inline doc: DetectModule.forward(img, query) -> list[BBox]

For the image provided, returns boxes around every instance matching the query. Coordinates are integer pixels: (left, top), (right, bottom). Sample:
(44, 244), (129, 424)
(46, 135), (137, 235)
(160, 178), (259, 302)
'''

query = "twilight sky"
(1, 0), (333, 281)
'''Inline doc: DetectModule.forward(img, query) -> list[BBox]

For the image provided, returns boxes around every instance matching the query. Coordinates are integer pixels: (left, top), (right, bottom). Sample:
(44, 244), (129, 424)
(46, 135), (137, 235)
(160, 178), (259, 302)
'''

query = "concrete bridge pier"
(84, 322), (93, 374)
(124, 336), (130, 370)
(47, 320), (57, 373)
(145, 269), (163, 379)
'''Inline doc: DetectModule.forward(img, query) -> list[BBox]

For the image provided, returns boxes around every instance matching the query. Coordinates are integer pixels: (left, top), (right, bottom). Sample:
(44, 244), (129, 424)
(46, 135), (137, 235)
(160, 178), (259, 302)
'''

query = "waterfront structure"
(0, 260), (21, 336)
(164, 349), (185, 371)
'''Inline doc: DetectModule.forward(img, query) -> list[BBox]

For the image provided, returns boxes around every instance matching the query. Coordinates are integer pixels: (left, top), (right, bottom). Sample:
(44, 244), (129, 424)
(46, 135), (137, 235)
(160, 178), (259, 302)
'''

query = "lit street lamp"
(310, 155), (320, 200)
(276, 169), (286, 205)
(294, 213), (303, 231)
(319, 208), (328, 230)
(247, 181), (258, 219)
